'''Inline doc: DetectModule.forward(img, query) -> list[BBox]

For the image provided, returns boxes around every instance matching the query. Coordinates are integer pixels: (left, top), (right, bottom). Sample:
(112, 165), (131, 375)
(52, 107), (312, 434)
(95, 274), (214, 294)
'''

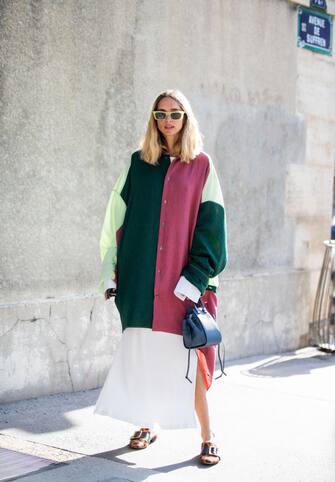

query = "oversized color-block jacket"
(98, 149), (228, 336)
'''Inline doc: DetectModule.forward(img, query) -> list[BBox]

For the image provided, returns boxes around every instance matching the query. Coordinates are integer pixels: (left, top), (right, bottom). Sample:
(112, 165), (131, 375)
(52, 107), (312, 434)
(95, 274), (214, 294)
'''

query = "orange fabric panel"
(196, 348), (212, 391)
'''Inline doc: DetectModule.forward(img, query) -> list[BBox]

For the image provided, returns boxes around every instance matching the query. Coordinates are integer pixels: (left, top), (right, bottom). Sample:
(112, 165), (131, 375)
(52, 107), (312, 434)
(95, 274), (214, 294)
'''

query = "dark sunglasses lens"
(154, 112), (166, 120)
(170, 112), (183, 120)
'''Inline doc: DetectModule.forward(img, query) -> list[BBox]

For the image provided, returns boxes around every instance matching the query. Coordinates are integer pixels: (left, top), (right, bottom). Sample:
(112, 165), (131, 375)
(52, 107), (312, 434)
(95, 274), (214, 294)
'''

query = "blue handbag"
(182, 298), (227, 383)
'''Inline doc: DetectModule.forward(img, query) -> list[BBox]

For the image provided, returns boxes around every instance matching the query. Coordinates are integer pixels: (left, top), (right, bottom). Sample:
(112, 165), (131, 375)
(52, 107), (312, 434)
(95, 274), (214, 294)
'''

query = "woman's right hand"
(105, 288), (117, 300)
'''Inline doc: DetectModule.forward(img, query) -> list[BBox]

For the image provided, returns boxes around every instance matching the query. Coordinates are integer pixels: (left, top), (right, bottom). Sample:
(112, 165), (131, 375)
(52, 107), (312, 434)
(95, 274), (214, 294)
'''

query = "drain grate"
(0, 447), (66, 481)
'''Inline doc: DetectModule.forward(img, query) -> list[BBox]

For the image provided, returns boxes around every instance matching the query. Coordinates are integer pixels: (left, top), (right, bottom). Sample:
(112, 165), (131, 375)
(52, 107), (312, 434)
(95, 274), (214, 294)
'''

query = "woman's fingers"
(105, 288), (117, 300)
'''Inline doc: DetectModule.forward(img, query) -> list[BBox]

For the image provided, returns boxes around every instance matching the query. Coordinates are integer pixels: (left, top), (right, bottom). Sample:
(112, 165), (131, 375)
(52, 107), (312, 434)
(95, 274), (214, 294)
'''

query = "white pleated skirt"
(93, 327), (198, 430)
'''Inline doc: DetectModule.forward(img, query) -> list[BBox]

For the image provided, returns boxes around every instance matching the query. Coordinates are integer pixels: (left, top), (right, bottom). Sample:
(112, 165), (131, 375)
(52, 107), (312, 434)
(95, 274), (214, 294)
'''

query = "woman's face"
(155, 96), (185, 140)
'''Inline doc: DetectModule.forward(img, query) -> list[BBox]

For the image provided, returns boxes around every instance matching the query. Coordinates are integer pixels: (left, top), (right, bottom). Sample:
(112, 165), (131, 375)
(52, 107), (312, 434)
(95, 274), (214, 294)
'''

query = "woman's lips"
(164, 126), (175, 130)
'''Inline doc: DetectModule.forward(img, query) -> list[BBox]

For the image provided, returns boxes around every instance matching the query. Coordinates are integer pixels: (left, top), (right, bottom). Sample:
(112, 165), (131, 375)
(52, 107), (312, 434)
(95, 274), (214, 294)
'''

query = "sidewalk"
(0, 346), (334, 482)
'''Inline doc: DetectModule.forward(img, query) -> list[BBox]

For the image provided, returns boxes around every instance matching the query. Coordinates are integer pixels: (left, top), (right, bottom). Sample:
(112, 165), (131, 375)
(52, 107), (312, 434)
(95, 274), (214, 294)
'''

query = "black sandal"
(199, 442), (221, 465)
(129, 427), (157, 449)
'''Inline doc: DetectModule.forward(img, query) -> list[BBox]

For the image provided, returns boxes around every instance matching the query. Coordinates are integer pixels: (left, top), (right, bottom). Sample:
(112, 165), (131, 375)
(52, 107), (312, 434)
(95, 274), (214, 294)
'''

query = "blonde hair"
(139, 89), (203, 165)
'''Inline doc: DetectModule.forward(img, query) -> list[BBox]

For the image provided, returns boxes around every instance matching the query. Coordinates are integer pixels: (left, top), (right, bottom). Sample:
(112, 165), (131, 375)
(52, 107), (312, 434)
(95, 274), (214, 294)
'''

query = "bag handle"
(195, 297), (206, 311)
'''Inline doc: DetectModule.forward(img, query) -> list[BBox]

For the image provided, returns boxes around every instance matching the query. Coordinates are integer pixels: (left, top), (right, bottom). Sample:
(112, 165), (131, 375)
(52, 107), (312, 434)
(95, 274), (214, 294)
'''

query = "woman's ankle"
(139, 426), (159, 435)
(201, 429), (215, 443)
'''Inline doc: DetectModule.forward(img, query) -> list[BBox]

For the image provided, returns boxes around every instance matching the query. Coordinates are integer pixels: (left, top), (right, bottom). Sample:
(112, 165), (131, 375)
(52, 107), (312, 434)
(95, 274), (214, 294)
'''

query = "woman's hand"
(105, 288), (117, 300)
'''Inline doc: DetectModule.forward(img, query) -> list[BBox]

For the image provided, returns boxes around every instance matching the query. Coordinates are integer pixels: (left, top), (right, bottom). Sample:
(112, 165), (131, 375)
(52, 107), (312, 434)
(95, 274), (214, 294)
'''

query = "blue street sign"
(310, 0), (327, 10)
(297, 6), (333, 55)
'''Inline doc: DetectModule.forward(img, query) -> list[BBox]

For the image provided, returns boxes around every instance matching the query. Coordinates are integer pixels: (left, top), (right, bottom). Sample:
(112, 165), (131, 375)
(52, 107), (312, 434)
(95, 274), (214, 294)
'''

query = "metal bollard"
(311, 240), (335, 353)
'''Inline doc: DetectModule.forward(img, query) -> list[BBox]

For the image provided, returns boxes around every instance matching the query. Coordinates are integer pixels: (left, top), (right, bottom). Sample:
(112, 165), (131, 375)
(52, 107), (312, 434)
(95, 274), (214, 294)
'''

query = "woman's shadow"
(94, 444), (212, 473)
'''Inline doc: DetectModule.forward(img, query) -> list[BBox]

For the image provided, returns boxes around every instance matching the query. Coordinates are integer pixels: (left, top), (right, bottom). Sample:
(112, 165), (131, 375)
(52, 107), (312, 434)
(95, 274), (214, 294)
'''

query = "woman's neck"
(165, 135), (180, 155)
(163, 143), (179, 157)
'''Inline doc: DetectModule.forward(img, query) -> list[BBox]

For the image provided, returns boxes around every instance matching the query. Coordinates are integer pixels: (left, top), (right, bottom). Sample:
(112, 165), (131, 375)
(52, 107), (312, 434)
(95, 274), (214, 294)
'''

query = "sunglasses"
(152, 110), (186, 120)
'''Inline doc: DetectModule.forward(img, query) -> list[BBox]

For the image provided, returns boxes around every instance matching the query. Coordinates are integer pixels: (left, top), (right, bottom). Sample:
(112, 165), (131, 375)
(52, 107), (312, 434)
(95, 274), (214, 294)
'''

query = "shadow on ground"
(243, 351), (335, 378)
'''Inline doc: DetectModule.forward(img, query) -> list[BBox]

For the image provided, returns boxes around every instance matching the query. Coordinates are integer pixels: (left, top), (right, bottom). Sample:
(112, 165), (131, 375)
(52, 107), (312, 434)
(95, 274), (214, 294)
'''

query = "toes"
(200, 455), (219, 465)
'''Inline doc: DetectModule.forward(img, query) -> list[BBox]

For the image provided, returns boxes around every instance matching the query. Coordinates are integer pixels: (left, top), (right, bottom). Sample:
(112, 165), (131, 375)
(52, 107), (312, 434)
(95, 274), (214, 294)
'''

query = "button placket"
(154, 162), (174, 299)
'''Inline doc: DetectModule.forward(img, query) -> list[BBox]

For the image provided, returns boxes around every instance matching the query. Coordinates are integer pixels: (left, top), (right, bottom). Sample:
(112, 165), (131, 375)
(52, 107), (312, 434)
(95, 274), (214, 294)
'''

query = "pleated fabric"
(94, 328), (198, 429)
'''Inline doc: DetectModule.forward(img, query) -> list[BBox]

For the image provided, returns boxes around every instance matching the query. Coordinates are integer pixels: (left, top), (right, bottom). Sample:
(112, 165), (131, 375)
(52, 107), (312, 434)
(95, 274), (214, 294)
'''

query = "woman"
(94, 89), (228, 466)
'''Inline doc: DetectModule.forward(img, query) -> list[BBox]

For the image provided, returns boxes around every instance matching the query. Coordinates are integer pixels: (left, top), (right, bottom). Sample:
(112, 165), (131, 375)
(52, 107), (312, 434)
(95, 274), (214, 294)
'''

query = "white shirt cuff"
(174, 276), (201, 303)
(104, 279), (117, 290)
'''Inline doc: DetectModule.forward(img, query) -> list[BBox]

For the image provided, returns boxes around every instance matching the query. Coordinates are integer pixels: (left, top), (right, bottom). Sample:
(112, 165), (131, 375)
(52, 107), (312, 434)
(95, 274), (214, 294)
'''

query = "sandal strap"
(130, 430), (151, 442)
(201, 442), (220, 457)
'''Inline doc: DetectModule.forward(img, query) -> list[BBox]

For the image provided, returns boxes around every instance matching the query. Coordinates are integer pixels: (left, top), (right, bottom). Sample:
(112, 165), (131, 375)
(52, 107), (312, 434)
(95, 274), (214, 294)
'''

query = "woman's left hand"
(105, 288), (117, 300)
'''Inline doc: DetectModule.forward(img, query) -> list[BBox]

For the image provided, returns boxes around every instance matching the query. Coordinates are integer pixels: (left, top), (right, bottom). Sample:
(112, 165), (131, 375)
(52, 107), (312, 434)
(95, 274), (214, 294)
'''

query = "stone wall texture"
(1, 0), (334, 401)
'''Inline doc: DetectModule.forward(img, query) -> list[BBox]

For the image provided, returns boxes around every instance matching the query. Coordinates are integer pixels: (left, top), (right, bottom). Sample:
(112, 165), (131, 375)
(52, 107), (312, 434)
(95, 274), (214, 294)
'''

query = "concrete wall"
(292, 5), (335, 340)
(1, 0), (334, 402)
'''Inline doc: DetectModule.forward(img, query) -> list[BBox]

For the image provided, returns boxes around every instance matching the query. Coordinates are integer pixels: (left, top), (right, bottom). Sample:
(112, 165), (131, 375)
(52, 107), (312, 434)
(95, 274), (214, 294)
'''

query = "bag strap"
(185, 348), (193, 383)
(214, 340), (228, 379)
(185, 342), (228, 384)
